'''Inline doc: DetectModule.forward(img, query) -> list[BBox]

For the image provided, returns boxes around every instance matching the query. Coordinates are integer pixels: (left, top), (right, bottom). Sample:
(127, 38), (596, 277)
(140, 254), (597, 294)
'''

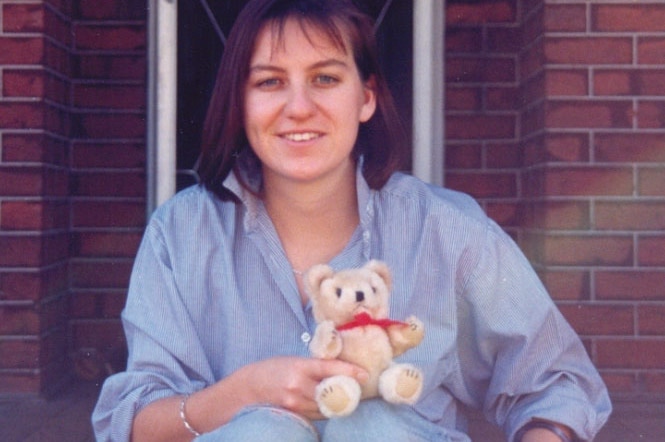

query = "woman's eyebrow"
(249, 58), (349, 73)
(248, 64), (284, 74)
(309, 59), (349, 70)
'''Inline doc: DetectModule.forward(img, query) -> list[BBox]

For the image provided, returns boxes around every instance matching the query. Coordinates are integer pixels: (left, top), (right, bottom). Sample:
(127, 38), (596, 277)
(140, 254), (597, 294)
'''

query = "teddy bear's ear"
(303, 264), (335, 297)
(365, 260), (392, 291)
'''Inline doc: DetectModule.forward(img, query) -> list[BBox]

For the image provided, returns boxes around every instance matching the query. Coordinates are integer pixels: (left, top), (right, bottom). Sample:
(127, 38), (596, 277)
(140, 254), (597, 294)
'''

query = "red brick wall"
(67, 0), (146, 381)
(445, 0), (523, 237)
(446, 0), (665, 398)
(0, 0), (72, 395)
(0, 0), (145, 395)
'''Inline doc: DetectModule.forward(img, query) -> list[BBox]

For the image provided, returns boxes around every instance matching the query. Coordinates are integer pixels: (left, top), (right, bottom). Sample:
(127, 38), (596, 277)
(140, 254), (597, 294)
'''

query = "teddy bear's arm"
(309, 320), (343, 359)
(388, 316), (424, 357)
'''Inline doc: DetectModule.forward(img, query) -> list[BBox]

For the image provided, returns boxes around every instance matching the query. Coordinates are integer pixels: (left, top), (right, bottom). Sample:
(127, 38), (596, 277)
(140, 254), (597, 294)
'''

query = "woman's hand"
(231, 356), (368, 420)
(131, 356), (367, 441)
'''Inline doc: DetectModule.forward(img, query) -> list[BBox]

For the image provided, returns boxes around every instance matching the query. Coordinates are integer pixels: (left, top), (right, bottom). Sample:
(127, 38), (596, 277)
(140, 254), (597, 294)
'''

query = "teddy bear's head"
(304, 260), (392, 326)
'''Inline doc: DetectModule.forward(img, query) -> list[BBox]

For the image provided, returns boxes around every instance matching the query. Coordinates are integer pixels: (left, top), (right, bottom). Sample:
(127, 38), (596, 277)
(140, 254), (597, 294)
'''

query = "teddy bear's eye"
(372, 286), (377, 293)
(336, 288), (342, 298)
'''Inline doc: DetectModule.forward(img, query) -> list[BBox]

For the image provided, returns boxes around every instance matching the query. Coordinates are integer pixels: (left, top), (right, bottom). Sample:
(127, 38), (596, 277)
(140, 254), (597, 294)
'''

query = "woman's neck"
(262, 168), (360, 275)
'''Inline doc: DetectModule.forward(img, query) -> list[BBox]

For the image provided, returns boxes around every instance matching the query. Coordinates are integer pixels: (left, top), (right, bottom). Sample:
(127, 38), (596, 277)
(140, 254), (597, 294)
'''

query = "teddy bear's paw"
(310, 320), (343, 359)
(388, 316), (424, 357)
(379, 364), (423, 405)
(324, 329), (342, 355)
(316, 375), (361, 418)
(402, 316), (425, 344)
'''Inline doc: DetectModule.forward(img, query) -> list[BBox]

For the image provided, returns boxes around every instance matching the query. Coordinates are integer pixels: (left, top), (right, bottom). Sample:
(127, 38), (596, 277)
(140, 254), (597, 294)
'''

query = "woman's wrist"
(179, 394), (202, 437)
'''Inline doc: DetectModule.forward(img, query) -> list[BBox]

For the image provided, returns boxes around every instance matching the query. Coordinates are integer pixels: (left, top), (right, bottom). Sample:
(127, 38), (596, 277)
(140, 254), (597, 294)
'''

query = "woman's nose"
(284, 84), (316, 118)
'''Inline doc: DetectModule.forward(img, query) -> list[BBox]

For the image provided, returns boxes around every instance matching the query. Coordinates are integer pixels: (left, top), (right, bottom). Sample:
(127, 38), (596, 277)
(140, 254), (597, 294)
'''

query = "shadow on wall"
(71, 346), (128, 383)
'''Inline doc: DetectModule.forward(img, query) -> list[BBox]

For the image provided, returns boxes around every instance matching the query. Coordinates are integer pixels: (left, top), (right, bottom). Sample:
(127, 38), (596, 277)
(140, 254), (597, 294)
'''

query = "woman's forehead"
(254, 17), (350, 59)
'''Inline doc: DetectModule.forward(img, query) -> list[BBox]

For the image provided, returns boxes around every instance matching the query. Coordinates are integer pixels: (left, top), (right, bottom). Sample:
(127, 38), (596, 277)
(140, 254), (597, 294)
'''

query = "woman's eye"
(255, 78), (282, 89)
(315, 75), (338, 86)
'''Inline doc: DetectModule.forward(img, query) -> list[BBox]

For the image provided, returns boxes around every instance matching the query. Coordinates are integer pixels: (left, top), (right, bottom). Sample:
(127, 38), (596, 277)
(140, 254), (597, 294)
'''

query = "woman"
(92, 0), (611, 441)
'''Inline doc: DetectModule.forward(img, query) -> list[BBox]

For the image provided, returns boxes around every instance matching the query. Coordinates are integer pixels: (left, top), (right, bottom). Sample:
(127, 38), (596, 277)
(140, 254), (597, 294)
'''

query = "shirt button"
(301, 332), (312, 344)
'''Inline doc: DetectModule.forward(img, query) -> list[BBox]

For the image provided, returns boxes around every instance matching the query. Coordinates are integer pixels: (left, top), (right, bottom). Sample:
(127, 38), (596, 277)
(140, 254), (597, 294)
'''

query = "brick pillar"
(445, 0), (523, 239)
(67, 0), (146, 381)
(0, 1), (73, 395)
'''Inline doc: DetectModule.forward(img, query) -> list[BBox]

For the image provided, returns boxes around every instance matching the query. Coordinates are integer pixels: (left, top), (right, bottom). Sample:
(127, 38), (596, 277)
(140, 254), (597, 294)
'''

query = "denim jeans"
(196, 399), (464, 441)
(196, 405), (318, 442)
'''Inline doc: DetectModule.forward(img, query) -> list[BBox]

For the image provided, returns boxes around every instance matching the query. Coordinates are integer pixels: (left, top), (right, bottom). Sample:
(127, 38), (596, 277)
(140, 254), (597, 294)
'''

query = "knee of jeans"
(198, 405), (319, 442)
(322, 399), (447, 442)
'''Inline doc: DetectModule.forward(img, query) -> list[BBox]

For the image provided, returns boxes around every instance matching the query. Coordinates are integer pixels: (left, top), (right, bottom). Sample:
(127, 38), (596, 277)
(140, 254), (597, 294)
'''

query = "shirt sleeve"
(455, 219), (612, 441)
(91, 221), (212, 442)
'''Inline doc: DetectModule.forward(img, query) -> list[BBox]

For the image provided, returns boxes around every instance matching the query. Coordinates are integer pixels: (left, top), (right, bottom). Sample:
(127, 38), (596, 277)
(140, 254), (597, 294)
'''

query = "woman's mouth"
(282, 132), (322, 142)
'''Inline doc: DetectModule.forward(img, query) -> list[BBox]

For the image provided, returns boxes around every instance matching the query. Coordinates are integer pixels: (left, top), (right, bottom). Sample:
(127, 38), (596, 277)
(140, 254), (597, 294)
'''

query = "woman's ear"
(359, 75), (377, 123)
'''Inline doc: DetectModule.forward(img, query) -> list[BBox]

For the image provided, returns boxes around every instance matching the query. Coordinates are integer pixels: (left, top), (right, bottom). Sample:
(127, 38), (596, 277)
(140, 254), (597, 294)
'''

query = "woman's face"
(243, 18), (376, 188)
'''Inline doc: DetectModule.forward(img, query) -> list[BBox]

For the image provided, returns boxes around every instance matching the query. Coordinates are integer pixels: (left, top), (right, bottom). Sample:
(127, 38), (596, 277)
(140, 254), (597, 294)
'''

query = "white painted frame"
(147, 0), (445, 213)
(147, 0), (178, 214)
(413, 0), (445, 186)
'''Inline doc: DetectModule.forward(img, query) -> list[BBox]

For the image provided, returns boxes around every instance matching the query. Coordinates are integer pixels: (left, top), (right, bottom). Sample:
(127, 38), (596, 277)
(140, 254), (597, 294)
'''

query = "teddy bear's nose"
(356, 291), (365, 302)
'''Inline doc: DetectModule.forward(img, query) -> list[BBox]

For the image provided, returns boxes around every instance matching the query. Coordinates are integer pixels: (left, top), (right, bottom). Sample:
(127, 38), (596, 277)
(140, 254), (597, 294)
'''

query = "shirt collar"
(222, 155), (374, 253)
(221, 152), (262, 231)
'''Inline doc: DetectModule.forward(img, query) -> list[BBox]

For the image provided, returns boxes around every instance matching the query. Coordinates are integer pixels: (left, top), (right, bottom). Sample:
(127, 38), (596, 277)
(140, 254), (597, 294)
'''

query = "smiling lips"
(282, 131), (323, 142)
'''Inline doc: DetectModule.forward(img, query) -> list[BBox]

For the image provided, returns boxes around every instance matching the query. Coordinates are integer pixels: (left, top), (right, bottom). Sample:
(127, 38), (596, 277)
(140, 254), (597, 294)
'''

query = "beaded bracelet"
(513, 420), (574, 442)
(179, 394), (202, 437)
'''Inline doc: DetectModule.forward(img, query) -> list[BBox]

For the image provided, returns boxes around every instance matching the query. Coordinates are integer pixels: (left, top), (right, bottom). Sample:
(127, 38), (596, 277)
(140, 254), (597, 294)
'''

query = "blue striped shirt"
(92, 165), (611, 441)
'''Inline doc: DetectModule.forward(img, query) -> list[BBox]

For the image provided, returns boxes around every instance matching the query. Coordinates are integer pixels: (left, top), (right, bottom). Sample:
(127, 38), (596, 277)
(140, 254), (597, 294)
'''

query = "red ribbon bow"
(336, 312), (407, 331)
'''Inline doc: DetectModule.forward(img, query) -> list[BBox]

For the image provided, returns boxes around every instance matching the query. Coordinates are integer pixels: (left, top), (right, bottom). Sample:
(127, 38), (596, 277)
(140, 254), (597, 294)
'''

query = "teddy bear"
(303, 259), (425, 418)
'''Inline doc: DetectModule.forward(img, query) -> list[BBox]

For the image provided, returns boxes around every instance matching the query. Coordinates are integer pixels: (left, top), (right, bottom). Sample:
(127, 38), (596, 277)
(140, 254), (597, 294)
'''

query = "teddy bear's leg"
(378, 363), (423, 405)
(315, 375), (361, 418)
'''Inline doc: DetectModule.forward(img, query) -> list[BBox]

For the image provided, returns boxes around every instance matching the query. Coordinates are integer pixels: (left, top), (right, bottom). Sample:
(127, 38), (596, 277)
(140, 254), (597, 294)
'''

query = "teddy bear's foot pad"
(320, 385), (351, 413)
(395, 368), (422, 400)
(316, 375), (361, 418)
(379, 364), (423, 405)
